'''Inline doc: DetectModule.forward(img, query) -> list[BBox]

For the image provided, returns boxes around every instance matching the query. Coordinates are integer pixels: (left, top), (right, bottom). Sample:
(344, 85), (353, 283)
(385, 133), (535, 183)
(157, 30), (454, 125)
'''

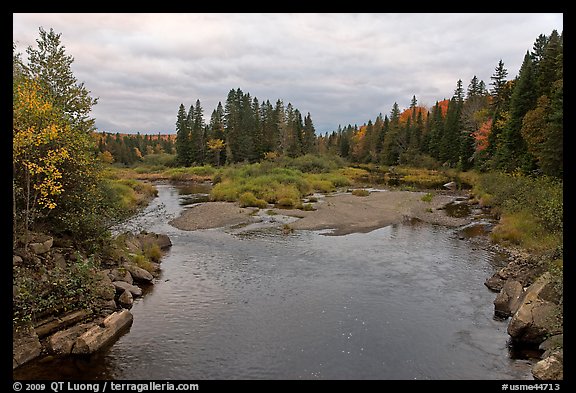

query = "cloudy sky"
(13, 13), (563, 135)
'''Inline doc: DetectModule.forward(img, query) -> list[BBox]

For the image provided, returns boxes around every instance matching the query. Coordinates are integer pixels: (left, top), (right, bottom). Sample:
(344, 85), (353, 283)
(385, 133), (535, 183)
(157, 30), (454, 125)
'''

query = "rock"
(35, 310), (89, 338)
(443, 181), (457, 190)
(124, 264), (153, 283)
(118, 290), (133, 309)
(72, 310), (133, 354)
(494, 280), (523, 318)
(47, 322), (96, 355)
(123, 233), (143, 254)
(137, 232), (172, 250)
(109, 268), (133, 285)
(539, 334), (563, 358)
(112, 281), (142, 297)
(29, 236), (53, 255)
(485, 256), (545, 292)
(13, 327), (42, 369)
(508, 273), (562, 344)
(13, 255), (23, 265)
(532, 350), (563, 380)
(457, 220), (494, 239)
(94, 271), (116, 301)
(95, 298), (117, 312)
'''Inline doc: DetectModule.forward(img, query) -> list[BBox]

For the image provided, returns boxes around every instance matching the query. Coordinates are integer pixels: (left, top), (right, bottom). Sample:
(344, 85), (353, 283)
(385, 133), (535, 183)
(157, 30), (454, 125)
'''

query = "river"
(14, 183), (534, 380)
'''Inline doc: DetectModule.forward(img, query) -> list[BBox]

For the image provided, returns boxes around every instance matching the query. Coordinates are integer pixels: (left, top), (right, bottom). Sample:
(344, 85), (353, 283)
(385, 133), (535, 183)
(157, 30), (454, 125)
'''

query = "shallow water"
(14, 184), (533, 380)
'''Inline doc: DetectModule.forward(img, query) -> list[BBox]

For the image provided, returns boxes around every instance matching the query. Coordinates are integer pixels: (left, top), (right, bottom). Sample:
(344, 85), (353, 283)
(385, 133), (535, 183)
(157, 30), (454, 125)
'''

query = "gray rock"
(95, 298), (117, 312)
(443, 181), (457, 190)
(118, 290), (133, 309)
(539, 334), (563, 357)
(124, 264), (153, 283)
(112, 281), (142, 297)
(494, 280), (523, 317)
(137, 232), (172, 250)
(29, 236), (53, 255)
(109, 268), (133, 285)
(94, 272), (116, 301)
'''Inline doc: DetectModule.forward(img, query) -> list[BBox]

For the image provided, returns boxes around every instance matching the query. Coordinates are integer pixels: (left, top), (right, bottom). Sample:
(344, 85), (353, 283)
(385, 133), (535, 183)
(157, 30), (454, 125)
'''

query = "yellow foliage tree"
(207, 138), (225, 166)
(13, 78), (71, 231)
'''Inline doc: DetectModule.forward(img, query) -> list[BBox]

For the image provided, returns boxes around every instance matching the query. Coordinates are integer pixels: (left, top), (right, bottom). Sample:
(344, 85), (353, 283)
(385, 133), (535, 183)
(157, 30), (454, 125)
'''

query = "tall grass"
(210, 158), (353, 208)
(474, 172), (563, 257)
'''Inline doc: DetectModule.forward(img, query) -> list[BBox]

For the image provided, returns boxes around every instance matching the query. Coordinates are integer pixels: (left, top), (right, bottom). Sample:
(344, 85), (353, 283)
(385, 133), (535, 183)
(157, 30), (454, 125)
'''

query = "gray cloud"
(13, 13), (563, 134)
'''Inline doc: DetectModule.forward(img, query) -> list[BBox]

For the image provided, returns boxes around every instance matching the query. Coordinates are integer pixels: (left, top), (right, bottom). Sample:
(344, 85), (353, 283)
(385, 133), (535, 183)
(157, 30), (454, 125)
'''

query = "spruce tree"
(175, 104), (190, 166)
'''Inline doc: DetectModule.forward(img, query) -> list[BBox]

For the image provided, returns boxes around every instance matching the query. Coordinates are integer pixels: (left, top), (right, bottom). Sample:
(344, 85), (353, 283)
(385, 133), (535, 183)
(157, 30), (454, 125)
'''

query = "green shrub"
(239, 192), (268, 208)
(13, 255), (98, 328)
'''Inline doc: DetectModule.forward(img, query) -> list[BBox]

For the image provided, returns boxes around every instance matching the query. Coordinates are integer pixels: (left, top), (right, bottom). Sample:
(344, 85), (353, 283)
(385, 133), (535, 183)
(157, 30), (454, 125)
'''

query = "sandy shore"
(169, 189), (473, 235)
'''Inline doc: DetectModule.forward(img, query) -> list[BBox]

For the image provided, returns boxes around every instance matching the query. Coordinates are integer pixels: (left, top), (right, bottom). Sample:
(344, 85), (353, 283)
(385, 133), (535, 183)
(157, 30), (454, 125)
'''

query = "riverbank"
(169, 189), (473, 235)
(13, 231), (172, 370)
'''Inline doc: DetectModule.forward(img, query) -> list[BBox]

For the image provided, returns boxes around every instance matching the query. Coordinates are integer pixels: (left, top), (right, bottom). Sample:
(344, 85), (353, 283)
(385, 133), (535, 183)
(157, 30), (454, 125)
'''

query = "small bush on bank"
(239, 192), (268, 208)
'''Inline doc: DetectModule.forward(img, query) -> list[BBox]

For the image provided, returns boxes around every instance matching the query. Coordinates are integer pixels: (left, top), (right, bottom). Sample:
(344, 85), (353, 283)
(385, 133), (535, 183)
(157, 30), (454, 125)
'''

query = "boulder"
(493, 280), (523, 318)
(94, 298), (117, 313)
(118, 290), (133, 309)
(532, 350), (563, 380)
(539, 334), (563, 358)
(124, 264), (153, 283)
(137, 232), (172, 250)
(72, 310), (133, 354)
(13, 327), (42, 369)
(507, 273), (562, 344)
(109, 268), (133, 285)
(112, 281), (142, 297)
(95, 272), (116, 301)
(29, 236), (53, 255)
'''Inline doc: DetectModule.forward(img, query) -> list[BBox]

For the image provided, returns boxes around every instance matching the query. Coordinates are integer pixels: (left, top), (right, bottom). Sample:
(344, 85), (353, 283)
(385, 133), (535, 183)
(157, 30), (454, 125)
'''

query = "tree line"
(96, 132), (175, 166)
(175, 88), (317, 166)
(318, 30), (562, 177)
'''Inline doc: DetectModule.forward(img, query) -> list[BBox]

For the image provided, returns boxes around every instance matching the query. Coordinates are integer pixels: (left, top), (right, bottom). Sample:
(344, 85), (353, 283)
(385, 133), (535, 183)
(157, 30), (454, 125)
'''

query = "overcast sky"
(13, 13), (563, 135)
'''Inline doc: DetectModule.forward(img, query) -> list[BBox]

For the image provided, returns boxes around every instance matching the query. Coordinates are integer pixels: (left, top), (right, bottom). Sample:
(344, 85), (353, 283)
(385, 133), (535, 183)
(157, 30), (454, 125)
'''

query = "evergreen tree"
(175, 104), (190, 166)
(26, 27), (98, 134)
(494, 52), (537, 172)
(535, 30), (562, 99)
(302, 112), (317, 155)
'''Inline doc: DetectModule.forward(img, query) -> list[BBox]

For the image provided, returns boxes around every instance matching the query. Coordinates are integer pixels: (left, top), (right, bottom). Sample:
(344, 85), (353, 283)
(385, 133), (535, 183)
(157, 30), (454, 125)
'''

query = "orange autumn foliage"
(472, 118), (492, 151)
(399, 106), (429, 124)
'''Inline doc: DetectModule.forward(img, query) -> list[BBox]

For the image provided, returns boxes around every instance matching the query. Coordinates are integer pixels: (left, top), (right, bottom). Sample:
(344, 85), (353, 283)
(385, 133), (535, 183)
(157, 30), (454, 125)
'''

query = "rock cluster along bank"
(12, 231), (172, 370)
(485, 248), (563, 380)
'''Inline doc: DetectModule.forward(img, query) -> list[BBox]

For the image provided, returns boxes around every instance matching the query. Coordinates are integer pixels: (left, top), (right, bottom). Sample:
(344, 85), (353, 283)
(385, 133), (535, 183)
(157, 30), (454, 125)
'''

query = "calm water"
(14, 183), (533, 380)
